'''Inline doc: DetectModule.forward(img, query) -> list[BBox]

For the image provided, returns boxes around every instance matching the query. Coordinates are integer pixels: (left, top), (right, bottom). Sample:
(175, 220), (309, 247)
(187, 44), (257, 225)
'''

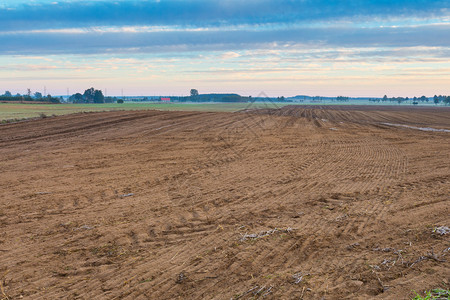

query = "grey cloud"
(1, 25), (449, 55)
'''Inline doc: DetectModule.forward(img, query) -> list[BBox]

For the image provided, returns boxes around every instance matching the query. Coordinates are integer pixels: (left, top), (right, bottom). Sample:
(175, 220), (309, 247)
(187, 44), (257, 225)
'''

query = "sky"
(0, 0), (449, 97)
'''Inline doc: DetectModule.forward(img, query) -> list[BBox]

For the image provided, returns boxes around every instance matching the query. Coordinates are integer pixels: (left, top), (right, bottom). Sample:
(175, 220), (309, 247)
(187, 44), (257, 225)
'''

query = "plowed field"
(0, 106), (449, 299)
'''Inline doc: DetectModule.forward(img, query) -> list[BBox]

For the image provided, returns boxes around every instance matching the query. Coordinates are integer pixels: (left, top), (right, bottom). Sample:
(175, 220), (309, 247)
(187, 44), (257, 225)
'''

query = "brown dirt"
(0, 106), (449, 299)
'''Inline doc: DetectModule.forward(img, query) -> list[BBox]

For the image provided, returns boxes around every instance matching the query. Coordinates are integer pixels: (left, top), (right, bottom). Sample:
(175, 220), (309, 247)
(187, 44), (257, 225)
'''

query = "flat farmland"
(0, 102), (292, 121)
(0, 106), (449, 299)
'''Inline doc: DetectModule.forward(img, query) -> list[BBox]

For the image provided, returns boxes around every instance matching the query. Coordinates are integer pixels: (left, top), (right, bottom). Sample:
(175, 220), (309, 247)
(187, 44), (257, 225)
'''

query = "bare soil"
(0, 106), (449, 299)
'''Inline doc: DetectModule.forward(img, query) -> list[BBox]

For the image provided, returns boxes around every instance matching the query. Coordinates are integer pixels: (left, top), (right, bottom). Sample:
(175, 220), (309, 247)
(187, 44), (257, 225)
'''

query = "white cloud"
(220, 52), (241, 59)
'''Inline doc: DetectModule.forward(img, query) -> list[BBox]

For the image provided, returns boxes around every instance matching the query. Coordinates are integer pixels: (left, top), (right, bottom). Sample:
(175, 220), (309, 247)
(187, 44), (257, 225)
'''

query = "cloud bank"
(1, 24), (449, 55)
(0, 0), (449, 55)
(0, 0), (449, 30)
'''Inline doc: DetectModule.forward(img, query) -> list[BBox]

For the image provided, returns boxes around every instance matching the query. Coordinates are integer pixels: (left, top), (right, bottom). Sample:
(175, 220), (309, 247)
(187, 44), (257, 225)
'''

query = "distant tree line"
(336, 96), (349, 101)
(432, 95), (450, 105)
(368, 95), (450, 105)
(170, 94), (250, 102)
(0, 90), (60, 103)
(165, 89), (252, 102)
(63, 88), (450, 105)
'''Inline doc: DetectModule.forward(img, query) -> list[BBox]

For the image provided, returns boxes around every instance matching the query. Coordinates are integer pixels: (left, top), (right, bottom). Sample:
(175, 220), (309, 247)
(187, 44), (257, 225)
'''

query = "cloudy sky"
(0, 0), (449, 97)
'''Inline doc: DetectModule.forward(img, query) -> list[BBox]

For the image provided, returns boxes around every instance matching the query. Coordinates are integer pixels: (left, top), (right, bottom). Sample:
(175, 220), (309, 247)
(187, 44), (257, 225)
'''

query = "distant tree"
(93, 90), (105, 103)
(83, 87), (95, 103)
(69, 93), (83, 103)
(190, 89), (199, 98)
(117, 99), (124, 104)
(45, 95), (61, 103)
(444, 96), (450, 105)
(34, 92), (43, 99)
(382, 95), (388, 102)
(4, 91), (12, 97)
(75, 93), (83, 103)
(433, 95), (439, 105)
(337, 96), (349, 101)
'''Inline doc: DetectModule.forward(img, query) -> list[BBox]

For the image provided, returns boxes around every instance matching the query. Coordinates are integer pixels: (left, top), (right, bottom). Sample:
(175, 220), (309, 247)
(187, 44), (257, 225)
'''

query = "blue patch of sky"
(0, 0), (449, 30)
